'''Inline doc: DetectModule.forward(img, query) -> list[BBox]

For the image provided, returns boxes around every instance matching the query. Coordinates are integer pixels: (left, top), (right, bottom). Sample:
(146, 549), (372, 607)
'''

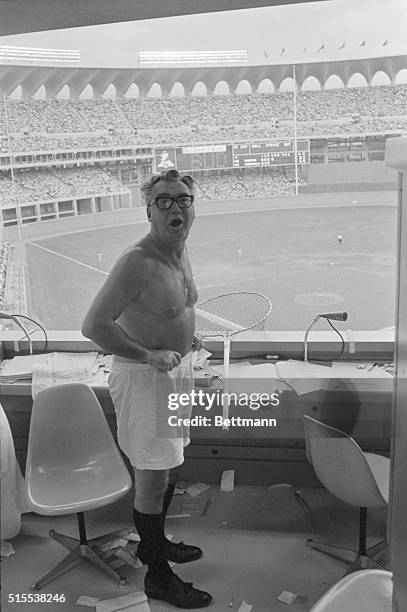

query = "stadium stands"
(0, 83), (405, 220)
(0, 167), (127, 207)
(0, 85), (406, 151)
(0, 240), (11, 309)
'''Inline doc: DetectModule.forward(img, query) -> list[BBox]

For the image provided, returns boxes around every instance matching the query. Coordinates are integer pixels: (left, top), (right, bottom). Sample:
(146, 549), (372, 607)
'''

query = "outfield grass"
(26, 202), (397, 331)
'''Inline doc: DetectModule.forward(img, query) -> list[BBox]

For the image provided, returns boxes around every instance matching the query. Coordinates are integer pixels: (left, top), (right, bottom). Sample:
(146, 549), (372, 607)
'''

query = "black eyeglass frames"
(153, 195), (194, 210)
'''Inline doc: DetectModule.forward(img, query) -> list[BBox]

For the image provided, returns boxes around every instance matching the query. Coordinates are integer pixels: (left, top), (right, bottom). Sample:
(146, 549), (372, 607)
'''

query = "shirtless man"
(82, 169), (212, 609)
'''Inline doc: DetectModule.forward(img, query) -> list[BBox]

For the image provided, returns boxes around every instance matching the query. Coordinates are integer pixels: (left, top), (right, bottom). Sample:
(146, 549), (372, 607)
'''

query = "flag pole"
(292, 65), (299, 196)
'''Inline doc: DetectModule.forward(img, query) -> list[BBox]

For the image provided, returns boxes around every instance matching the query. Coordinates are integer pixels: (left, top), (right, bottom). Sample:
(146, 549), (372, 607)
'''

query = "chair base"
(306, 537), (389, 575)
(29, 529), (129, 592)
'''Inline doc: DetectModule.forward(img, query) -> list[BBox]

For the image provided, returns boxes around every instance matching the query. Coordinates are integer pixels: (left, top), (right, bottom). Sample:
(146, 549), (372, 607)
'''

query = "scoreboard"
(174, 140), (309, 171)
(176, 145), (233, 171)
(232, 140), (309, 168)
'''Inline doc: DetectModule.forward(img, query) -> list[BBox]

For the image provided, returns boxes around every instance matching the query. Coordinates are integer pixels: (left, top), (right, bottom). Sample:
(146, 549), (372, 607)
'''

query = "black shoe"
(145, 572), (212, 609)
(164, 539), (203, 564)
(138, 540), (203, 565)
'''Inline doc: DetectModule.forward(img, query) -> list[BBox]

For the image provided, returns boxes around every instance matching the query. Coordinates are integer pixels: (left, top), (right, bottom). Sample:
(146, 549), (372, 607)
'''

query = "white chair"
(303, 415), (389, 574)
(309, 569), (393, 611)
(25, 383), (132, 591)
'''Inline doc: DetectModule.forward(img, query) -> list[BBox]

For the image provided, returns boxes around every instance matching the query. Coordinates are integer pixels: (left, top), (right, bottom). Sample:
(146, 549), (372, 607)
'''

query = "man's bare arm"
(81, 248), (151, 360)
(81, 248), (181, 370)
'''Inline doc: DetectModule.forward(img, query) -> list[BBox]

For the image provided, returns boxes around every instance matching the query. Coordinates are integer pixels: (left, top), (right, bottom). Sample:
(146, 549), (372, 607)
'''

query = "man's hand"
(191, 334), (203, 352)
(147, 349), (182, 372)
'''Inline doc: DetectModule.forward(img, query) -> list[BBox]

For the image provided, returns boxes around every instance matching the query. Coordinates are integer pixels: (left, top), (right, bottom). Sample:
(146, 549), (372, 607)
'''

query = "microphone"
(318, 312), (348, 321)
(0, 310), (13, 319)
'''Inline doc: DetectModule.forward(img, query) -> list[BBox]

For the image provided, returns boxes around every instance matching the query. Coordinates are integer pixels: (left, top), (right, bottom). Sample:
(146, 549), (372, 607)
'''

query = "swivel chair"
(309, 569), (392, 612)
(25, 383), (132, 591)
(303, 415), (389, 575)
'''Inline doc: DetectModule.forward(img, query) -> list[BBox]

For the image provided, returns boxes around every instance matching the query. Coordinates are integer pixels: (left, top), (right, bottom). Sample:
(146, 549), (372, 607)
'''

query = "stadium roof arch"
(0, 55), (406, 99)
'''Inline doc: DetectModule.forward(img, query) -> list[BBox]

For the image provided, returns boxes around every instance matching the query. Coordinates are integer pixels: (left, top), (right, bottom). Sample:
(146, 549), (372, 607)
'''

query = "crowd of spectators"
(0, 84), (406, 153)
(0, 167), (126, 207)
(0, 240), (11, 309)
(192, 168), (297, 200)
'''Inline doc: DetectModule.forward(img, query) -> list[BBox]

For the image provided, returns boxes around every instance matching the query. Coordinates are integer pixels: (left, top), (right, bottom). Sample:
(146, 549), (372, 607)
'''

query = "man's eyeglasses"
(153, 195), (194, 210)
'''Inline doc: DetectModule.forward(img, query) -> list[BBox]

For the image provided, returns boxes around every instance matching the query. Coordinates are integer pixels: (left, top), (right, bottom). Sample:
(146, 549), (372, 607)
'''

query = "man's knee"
(168, 464), (183, 484)
(133, 468), (169, 511)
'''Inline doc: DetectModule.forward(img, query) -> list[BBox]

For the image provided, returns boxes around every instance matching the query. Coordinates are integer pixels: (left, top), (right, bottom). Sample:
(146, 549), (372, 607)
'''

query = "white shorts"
(108, 353), (194, 470)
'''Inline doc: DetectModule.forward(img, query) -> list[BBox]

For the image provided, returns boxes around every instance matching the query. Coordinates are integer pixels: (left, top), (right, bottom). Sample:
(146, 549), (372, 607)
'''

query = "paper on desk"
(220, 362), (280, 395)
(210, 361), (253, 376)
(31, 352), (100, 397)
(330, 362), (393, 378)
(0, 354), (47, 381)
(96, 591), (149, 612)
(274, 360), (336, 395)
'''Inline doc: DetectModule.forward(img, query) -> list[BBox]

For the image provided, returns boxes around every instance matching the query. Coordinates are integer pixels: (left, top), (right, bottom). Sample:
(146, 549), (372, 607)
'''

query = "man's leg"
(132, 467), (172, 584)
(161, 465), (202, 563)
(133, 467), (212, 608)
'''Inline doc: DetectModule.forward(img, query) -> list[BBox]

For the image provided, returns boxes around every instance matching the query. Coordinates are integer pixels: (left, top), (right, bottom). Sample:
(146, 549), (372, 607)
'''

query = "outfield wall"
(308, 160), (396, 184)
(3, 190), (397, 241)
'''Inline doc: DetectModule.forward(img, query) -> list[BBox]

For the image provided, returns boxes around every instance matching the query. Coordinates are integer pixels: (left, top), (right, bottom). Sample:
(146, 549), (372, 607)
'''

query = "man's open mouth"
(170, 219), (183, 227)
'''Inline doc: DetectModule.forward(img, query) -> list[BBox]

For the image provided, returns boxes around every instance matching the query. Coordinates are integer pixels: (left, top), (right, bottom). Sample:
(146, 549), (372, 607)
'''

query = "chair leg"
(49, 530), (79, 551)
(306, 538), (358, 563)
(30, 547), (82, 591)
(81, 545), (128, 587)
(344, 554), (386, 576)
(366, 539), (387, 559)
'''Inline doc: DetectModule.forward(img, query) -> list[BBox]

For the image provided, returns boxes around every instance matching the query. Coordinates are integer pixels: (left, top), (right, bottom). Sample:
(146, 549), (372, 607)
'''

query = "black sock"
(161, 483), (176, 538)
(133, 509), (172, 585)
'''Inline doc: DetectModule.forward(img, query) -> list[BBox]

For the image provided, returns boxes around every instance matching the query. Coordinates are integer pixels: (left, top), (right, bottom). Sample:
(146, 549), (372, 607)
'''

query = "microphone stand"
(304, 315), (320, 362)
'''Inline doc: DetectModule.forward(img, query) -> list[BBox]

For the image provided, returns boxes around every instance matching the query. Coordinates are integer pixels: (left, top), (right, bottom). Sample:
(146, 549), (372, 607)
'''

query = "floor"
(1, 484), (389, 612)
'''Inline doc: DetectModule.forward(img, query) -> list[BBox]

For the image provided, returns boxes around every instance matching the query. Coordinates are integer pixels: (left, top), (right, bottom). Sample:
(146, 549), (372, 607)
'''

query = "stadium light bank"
(139, 50), (247, 66)
(0, 46), (80, 66)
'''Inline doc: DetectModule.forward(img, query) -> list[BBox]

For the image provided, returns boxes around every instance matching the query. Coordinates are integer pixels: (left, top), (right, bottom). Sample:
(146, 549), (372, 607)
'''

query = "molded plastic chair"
(309, 569), (393, 611)
(25, 383), (132, 591)
(303, 415), (389, 574)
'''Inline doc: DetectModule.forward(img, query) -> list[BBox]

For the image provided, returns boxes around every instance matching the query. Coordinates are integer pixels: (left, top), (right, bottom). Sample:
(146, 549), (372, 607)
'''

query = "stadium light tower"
(292, 65), (299, 196)
(0, 46), (80, 66)
(139, 50), (247, 66)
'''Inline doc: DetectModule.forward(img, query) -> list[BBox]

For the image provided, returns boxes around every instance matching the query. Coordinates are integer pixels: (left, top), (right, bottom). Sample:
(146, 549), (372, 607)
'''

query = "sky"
(1, 0), (406, 67)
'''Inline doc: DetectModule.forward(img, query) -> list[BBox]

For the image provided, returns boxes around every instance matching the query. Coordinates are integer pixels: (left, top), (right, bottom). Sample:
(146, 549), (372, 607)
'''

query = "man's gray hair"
(141, 169), (195, 206)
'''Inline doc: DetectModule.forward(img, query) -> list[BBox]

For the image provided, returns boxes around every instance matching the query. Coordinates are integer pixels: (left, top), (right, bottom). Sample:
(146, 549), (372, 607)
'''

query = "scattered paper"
(236, 601), (253, 612)
(96, 591), (149, 612)
(77, 595), (101, 607)
(193, 349), (212, 369)
(99, 537), (129, 552)
(114, 549), (143, 568)
(221, 470), (235, 492)
(278, 591), (297, 606)
(267, 483), (292, 491)
(166, 513), (192, 519)
(0, 540), (15, 557)
(186, 482), (210, 497)
(125, 532), (140, 542)
(108, 558), (126, 570)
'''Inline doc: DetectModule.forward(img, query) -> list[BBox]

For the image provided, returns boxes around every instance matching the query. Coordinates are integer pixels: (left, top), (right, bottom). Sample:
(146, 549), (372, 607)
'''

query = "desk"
(1, 360), (393, 485)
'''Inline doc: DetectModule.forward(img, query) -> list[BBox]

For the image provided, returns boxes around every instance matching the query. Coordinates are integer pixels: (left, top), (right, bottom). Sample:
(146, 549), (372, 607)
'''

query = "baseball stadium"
(1, 1), (407, 610)
(1, 58), (405, 332)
